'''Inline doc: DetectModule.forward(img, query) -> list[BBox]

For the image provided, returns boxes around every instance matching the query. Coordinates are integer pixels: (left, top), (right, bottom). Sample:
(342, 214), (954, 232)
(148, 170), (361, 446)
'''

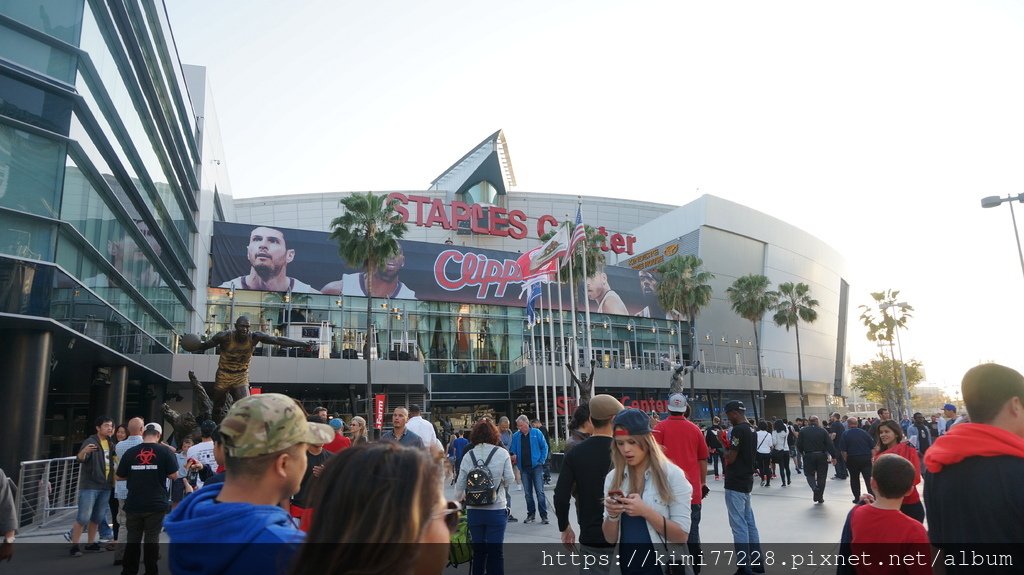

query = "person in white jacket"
(455, 419), (517, 575)
(603, 409), (691, 575)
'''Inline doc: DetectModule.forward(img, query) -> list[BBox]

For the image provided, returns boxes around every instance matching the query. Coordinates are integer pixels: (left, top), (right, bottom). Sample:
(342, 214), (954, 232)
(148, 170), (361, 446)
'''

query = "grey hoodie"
(78, 434), (114, 490)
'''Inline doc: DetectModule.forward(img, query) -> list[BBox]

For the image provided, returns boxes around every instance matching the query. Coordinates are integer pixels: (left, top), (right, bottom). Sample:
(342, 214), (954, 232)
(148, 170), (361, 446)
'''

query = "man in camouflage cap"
(164, 394), (334, 575)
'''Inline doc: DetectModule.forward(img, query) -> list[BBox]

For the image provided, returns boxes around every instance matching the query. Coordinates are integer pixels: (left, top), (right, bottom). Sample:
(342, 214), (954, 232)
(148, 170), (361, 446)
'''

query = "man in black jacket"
(554, 395), (623, 574)
(924, 363), (1024, 573)
(70, 417), (115, 557)
(837, 417), (875, 503)
(797, 416), (835, 504)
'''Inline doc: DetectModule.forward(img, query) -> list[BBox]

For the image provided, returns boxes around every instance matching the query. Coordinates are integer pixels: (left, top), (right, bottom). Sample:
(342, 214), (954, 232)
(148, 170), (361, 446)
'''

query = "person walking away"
(924, 363), (1024, 573)
(448, 431), (469, 485)
(531, 420), (552, 484)
(838, 417), (875, 503)
(69, 416), (115, 557)
(508, 415), (549, 524)
(164, 394), (334, 575)
(836, 454), (931, 575)
(872, 420), (924, 522)
(722, 402), (764, 575)
(754, 421), (773, 487)
(828, 413), (849, 480)
(565, 403), (593, 453)
(496, 416), (520, 522)
(770, 420), (792, 487)
(791, 419), (804, 473)
(797, 416), (836, 504)
(455, 419), (516, 575)
(112, 417), (144, 564)
(906, 413), (931, 469)
(115, 423), (178, 575)
(322, 419), (351, 454)
(602, 409), (691, 575)
(555, 395), (623, 575)
(654, 394), (708, 573)
(705, 417), (724, 481)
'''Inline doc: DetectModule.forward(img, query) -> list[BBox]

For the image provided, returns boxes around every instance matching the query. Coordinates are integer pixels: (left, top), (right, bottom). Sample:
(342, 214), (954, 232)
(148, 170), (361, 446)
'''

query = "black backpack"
(465, 446), (500, 506)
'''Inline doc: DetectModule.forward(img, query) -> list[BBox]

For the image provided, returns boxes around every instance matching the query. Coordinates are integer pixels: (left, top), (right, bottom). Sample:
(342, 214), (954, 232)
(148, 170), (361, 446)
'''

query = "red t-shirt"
(324, 433), (351, 454)
(654, 415), (709, 505)
(849, 504), (931, 575)
(873, 442), (921, 505)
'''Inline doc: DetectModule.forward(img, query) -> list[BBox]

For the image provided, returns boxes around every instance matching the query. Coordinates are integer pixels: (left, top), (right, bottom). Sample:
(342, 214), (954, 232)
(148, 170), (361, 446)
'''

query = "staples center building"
(192, 130), (851, 432)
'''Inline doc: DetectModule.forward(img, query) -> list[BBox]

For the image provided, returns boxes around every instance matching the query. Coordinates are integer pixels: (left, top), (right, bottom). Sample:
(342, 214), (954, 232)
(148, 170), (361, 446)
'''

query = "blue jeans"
(520, 466), (547, 518)
(76, 488), (111, 528)
(468, 508), (507, 575)
(724, 489), (762, 575)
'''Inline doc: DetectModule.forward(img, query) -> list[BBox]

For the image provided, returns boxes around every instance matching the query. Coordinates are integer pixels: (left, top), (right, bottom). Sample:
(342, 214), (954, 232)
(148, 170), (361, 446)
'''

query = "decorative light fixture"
(336, 298), (342, 307)
(670, 328), (676, 336)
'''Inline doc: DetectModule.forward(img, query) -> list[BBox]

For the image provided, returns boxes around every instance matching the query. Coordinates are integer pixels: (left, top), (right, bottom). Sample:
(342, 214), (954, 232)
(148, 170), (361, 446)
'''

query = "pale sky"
(168, 0), (1024, 396)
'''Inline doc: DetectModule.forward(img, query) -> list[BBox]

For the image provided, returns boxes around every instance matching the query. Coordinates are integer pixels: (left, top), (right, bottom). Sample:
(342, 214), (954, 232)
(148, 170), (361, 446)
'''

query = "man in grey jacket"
(70, 416), (115, 557)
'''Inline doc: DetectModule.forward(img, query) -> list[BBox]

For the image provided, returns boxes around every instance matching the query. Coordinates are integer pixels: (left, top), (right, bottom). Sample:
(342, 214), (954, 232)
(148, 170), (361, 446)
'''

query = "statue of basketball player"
(565, 359), (598, 403)
(161, 370), (217, 445)
(189, 316), (313, 420)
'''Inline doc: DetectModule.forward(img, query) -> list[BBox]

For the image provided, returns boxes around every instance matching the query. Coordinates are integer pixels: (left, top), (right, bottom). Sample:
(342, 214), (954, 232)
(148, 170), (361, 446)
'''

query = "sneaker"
(70, 546), (82, 558)
(507, 515), (519, 523)
(714, 475), (720, 481)
(524, 515), (535, 524)
(63, 530), (72, 542)
(83, 543), (103, 552)
(541, 517), (550, 525)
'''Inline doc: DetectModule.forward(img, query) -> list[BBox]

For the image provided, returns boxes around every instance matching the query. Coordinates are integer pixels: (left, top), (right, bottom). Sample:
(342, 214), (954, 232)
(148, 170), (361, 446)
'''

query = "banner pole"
(556, 258), (570, 437)
(578, 197), (594, 368)
(530, 323), (540, 425)
(566, 218), (580, 400)
(546, 281), (560, 443)
(538, 293), (550, 434)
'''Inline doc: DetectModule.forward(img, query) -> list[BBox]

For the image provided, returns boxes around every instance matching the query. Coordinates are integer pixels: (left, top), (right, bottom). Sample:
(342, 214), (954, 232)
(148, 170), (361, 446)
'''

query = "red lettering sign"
(434, 250), (520, 298)
(386, 193), (635, 253)
(374, 394), (387, 430)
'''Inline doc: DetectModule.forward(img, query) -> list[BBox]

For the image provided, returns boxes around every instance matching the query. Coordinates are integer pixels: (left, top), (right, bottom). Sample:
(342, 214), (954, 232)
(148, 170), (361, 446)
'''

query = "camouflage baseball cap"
(219, 393), (335, 458)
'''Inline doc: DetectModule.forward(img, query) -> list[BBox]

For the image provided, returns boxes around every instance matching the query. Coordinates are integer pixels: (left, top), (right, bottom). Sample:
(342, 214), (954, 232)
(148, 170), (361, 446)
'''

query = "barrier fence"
(15, 457), (80, 530)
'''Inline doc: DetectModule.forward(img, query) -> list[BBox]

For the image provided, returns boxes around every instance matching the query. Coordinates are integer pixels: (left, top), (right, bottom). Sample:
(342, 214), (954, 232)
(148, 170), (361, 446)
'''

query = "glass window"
(0, 123), (64, 217)
(462, 181), (499, 206)
(0, 209), (54, 260)
(0, 0), (84, 45)
(0, 73), (74, 134)
(0, 23), (78, 84)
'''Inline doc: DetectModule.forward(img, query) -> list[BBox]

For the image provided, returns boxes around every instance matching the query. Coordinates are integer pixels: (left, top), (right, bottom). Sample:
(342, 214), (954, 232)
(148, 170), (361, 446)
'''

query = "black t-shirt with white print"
(725, 422), (755, 493)
(116, 442), (178, 513)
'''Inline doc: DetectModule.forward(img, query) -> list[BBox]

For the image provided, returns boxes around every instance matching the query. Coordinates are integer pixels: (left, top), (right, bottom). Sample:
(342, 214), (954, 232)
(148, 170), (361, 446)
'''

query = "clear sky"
(167, 0), (1024, 397)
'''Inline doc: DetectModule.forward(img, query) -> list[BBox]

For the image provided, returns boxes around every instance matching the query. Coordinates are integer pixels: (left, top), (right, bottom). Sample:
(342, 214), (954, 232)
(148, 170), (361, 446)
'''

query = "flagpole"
(566, 218), (581, 401)
(545, 281), (560, 443)
(578, 197), (594, 368)
(538, 293), (550, 435)
(556, 258), (570, 437)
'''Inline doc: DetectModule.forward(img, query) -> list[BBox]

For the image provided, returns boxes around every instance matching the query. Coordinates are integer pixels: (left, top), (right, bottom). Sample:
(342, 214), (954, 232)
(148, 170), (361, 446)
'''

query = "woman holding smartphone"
(603, 409), (691, 575)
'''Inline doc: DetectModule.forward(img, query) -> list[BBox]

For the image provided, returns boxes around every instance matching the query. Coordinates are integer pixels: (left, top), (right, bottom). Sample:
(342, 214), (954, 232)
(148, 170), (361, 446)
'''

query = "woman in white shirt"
(602, 409), (691, 575)
(770, 419), (793, 486)
(755, 420), (774, 487)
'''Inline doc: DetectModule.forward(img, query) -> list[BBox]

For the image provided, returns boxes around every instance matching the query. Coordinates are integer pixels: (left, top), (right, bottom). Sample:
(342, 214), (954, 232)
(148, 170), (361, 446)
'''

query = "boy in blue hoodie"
(164, 393), (335, 575)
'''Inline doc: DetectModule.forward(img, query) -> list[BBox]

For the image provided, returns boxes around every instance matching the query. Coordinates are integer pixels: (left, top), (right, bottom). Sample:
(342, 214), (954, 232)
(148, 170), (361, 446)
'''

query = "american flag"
(525, 282), (542, 324)
(565, 205), (586, 261)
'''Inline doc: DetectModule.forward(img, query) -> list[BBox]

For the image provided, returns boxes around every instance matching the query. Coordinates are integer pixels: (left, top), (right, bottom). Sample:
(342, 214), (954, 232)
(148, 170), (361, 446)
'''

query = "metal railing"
(15, 457), (80, 529)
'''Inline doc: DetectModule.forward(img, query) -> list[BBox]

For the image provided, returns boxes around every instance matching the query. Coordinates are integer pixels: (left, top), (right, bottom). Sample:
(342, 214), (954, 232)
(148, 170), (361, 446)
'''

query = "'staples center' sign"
(386, 193), (638, 255)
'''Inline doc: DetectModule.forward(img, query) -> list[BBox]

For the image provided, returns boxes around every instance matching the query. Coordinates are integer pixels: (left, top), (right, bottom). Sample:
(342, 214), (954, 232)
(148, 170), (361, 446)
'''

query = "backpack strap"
(469, 449), (481, 467)
(482, 446), (499, 467)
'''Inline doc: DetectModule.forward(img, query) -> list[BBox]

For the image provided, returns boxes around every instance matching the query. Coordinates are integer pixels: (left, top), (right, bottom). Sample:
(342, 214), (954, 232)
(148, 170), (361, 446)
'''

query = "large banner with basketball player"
(210, 221), (676, 318)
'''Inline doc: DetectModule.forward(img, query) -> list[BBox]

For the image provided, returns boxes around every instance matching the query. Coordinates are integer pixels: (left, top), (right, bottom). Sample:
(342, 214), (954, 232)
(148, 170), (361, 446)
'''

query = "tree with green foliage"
(772, 282), (819, 418)
(727, 274), (778, 418)
(328, 192), (407, 431)
(858, 289), (914, 418)
(539, 223), (606, 285)
(655, 255), (714, 398)
(851, 356), (925, 407)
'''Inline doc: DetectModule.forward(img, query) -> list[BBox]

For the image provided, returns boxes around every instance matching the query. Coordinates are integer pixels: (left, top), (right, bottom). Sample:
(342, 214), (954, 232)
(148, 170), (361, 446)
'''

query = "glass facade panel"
(0, 209), (54, 260)
(144, 0), (197, 153)
(0, 122), (64, 218)
(463, 181), (499, 206)
(0, 22), (78, 84)
(0, 0), (84, 46)
(0, 72), (73, 134)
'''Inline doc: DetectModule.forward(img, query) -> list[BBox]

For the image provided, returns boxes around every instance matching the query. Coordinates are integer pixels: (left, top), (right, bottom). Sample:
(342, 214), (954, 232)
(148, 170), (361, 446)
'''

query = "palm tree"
(540, 223), (605, 369)
(772, 282), (819, 418)
(858, 289), (913, 417)
(329, 192), (407, 432)
(654, 255), (714, 399)
(726, 274), (778, 419)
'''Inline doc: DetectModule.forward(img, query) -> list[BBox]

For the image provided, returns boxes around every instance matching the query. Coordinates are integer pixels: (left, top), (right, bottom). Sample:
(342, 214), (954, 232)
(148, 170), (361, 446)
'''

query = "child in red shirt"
(838, 454), (932, 575)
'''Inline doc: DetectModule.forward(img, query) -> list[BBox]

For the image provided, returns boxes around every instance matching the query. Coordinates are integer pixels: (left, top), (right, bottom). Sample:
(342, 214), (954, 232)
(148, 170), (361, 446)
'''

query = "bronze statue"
(161, 370), (219, 444)
(669, 360), (701, 394)
(565, 359), (597, 403)
(188, 316), (313, 419)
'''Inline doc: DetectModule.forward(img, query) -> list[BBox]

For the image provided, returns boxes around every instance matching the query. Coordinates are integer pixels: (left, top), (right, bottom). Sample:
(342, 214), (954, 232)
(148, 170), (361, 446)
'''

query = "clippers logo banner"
(210, 221), (673, 318)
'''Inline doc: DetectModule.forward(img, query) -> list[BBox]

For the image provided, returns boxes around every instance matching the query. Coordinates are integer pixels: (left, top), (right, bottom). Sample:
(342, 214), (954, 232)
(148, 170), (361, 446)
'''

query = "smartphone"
(608, 490), (624, 502)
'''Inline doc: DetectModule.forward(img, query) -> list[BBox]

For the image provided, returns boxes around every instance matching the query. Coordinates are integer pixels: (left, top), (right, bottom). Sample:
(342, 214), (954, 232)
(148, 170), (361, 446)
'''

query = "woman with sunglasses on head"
(603, 409), (691, 575)
(454, 418), (516, 575)
(348, 416), (369, 445)
(291, 443), (456, 575)
(872, 419), (924, 523)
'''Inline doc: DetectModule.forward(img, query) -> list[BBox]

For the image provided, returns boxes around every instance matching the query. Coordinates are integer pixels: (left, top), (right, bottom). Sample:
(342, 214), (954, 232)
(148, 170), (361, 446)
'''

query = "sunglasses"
(433, 500), (462, 534)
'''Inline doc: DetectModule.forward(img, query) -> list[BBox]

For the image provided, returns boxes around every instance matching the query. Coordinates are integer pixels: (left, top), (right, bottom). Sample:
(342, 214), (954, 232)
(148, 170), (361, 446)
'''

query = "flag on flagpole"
(525, 282), (542, 325)
(517, 224), (570, 282)
(565, 205), (586, 262)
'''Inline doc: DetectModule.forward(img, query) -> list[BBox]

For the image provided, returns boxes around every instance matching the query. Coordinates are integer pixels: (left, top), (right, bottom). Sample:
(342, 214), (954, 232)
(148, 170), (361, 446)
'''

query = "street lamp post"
(981, 193), (1024, 280)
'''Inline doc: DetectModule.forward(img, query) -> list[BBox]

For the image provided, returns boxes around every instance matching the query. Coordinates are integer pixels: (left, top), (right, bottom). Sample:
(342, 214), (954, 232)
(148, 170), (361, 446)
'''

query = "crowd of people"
(6, 362), (1015, 574)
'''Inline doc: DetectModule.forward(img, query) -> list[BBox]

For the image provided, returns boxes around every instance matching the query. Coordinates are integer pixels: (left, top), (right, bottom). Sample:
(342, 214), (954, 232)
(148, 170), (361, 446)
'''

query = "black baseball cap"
(613, 408), (652, 436)
(724, 401), (746, 413)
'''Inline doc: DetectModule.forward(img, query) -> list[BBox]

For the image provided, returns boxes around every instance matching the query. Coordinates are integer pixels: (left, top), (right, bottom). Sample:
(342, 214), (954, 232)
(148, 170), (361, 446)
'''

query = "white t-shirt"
(405, 416), (437, 449)
(186, 441), (217, 487)
(755, 430), (773, 454)
(341, 273), (416, 300)
(219, 276), (319, 294)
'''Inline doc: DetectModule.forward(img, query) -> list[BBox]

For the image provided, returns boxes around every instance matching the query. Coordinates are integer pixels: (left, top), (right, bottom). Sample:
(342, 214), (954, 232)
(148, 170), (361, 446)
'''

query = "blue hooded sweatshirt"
(163, 482), (304, 575)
